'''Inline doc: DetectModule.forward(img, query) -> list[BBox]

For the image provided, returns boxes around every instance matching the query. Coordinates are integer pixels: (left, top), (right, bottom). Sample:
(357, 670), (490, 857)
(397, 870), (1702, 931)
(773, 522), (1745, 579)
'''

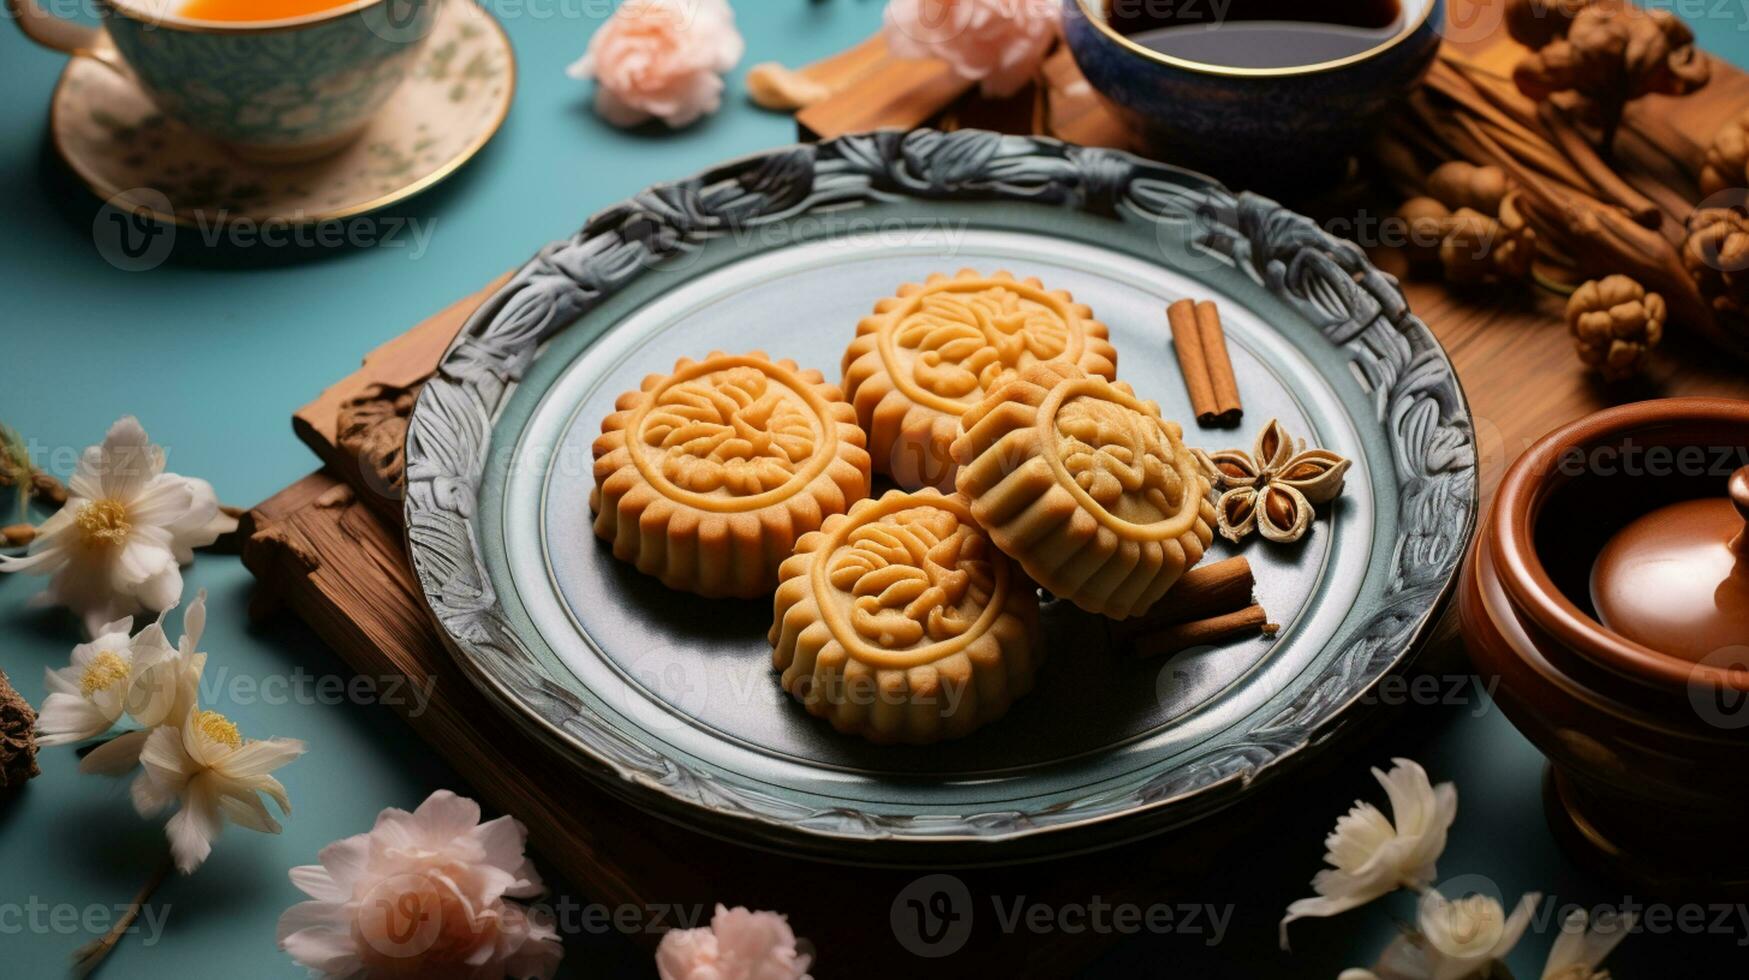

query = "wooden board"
(254, 2), (1749, 971)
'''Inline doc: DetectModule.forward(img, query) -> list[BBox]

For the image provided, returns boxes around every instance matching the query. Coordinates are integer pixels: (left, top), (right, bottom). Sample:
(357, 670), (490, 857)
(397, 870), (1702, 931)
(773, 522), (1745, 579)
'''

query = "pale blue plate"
(404, 130), (1477, 864)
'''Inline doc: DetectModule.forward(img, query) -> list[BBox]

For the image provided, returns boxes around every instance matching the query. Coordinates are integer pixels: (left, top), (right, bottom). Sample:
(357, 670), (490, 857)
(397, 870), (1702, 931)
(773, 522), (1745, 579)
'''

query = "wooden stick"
(1112, 556), (1256, 642)
(1166, 299), (1218, 426)
(1537, 101), (1663, 229)
(795, 42), (975, 141)
(1132, 605), (1268, 659)
(1194, 301), (1242, 426)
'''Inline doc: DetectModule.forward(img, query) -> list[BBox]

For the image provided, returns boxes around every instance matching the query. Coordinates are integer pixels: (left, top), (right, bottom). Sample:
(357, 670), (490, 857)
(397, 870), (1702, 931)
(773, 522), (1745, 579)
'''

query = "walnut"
(1426, 161), (1511, 214)
(1682, 207), (1749, 319)
(1514, 6), (1708, 151)
(0, 668), (39, 799)
(1442, 209), (1510, 285)
(1394, 183), (1536, 284)
(1398, 196), (1455, 266)
(1505, 0), (1595, 54)
(1699, 109), (1749, 199)
(1493, 192), (1538, 280)
(1566, 275), (1665, 381)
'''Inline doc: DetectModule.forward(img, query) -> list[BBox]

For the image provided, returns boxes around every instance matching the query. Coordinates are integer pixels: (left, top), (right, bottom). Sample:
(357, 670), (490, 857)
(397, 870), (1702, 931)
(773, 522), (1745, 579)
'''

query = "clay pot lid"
(1590, 466), (1749, 664)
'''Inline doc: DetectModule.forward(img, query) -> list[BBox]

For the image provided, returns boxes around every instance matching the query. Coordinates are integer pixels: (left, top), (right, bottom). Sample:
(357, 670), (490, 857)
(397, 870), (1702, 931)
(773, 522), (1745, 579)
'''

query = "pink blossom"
(277, 790), (563, 979)
(567, 0), (745, 128)
(884, 0), (1060, 97)
(655, 905), (812, 980)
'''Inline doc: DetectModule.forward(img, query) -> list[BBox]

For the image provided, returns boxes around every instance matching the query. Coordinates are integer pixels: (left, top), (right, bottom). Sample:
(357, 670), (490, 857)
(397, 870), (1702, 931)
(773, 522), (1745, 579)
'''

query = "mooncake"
(591, 351), (871, 598)
(842, 269), (1118, 491)
(951, 362), (1216, 619)
(769, 488), (1042, 745)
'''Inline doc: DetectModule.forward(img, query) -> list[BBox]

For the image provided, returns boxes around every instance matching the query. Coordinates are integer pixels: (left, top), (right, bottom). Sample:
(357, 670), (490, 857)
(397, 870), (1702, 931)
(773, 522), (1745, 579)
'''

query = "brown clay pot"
(1459, 397), (1749, 897)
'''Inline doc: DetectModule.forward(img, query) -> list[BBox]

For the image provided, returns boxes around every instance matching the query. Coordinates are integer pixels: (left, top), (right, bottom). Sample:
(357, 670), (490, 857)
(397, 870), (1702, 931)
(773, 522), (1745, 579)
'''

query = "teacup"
(9, 0), (436, 162)
(1062, 0), (1444, 182)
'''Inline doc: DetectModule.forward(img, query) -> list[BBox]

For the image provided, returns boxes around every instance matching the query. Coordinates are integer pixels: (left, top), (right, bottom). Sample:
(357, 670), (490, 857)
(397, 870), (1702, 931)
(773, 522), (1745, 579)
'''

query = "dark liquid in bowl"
(1105, 0), (1404, 69)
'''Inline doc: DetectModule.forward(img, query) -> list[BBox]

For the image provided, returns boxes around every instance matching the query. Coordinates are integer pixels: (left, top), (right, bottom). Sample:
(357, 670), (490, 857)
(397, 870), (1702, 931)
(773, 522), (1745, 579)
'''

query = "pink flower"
(277, 790), (563, 980)
(655, 905), (812, 980)
(884, 0), (1060, 97)
(567, 0), (745, 128)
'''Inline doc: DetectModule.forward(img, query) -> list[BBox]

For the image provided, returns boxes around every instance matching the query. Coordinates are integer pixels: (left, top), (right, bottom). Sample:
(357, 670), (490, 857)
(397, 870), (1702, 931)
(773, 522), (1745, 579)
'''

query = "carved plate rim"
(402, 129), (1478, 861)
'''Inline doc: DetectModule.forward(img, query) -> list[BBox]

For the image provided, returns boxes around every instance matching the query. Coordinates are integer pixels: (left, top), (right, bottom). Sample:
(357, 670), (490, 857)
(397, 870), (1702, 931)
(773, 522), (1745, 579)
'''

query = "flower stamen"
(75, 498), (132, 548)
(80, 650), (131, 696)
(195, 710), (242, 749)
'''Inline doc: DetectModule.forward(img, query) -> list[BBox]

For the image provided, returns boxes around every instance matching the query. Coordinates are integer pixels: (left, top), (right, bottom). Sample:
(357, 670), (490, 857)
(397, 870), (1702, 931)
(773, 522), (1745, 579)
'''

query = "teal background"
(2, 3), (1747, 977)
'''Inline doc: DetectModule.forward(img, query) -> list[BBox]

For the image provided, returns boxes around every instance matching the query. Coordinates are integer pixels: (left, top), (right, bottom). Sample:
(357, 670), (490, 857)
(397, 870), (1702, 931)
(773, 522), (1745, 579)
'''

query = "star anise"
(1193, 420), (1351, 544)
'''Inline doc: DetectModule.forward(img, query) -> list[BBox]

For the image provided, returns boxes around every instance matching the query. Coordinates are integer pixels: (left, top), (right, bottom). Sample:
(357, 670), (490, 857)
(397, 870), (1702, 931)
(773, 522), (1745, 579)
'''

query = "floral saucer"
(50, 0), (513, 226)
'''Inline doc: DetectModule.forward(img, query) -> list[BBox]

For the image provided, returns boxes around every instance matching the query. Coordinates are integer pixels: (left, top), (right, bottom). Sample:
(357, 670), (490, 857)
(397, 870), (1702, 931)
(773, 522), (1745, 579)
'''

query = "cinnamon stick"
(1111, 556), (1255, 641)
(1167, 299), (1240, 428)
(1195, 301), (1242, 426)
(1132, 605), (1269, 659)
(1537, 101), (1664, 230)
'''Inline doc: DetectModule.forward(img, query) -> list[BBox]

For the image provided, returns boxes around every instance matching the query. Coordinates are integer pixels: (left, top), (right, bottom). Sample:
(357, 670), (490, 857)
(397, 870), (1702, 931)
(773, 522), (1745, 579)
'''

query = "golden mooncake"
(842, 269), (1118, 491)
(591, 351), (872, 598)
(950, 362), (1216, 619)
(769, 488), (1042, 745)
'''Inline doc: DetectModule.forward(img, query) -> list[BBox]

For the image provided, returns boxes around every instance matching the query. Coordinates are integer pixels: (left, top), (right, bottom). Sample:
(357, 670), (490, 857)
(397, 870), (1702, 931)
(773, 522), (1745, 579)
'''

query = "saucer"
(50, 0), (514, 226)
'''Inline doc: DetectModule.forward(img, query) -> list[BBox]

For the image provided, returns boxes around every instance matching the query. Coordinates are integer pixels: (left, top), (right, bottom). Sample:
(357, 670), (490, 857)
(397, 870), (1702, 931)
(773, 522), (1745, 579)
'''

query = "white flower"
(1280, 759), (1458, 948)
(37, 591), (212, 782)
(655, 904), (811, 980)
(1543, 908), (1635, 980)
(277, 789), (562, 980)
(0, 417), (235, 636)
(1364, 891), (1540, 980)
(1416, 891), (1540, 980)
(36, 614), (171, 746)
(134, 705), (304, 873)
(567, 0), (745, 128)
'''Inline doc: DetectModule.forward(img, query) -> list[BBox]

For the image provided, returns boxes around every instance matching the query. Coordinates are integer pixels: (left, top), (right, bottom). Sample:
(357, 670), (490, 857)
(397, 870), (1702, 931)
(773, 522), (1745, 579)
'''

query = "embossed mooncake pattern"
(951, 362), (1216, 619)
(770, 489), (1042, 744)
(592, 352), (871, 598)
(842, 269), (1118, 491)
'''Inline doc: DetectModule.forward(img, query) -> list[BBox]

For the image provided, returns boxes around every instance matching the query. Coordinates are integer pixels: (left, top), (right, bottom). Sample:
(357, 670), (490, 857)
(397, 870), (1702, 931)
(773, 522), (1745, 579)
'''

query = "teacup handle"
(6, 0), (131, 74)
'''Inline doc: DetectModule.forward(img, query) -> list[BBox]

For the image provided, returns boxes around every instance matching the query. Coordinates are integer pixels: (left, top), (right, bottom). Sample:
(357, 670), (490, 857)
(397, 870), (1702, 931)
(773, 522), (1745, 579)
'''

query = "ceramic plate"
(404, 131), (1477, 864)
(51, 0), (513, 226)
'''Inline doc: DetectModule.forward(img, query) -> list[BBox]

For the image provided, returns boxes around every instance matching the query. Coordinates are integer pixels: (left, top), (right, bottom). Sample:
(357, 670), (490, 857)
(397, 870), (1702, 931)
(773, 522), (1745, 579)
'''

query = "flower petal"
(125, 476), (196, 529)
(131, 770), (176, 817)
(35, 692), (116, 746)
(139, 722), (193, 782)
(79, 728), (150, 775)
(217, 789), (282, 834)
(219, 737), (306, 779)
(288, 864), (349, 903)
(180, 590), (206, 654)
(166, 778), (221, 873)
(413, 788), (483, 842)
(96, 417), (164, 502)
(1279, 888), (1380, 950)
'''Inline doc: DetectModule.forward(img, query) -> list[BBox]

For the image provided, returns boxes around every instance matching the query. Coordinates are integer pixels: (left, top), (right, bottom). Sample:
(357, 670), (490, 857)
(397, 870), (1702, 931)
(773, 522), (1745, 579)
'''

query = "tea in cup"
(9, 0), (437, 162)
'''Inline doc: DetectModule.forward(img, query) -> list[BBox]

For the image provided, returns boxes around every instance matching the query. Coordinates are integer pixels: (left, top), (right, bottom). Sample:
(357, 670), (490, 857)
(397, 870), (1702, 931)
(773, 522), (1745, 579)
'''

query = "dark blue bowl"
(1062, 0), (1444, 180)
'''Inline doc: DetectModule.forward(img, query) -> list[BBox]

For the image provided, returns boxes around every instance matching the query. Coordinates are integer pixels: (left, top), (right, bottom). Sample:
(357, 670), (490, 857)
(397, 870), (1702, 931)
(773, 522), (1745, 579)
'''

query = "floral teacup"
(9, 0), (436, 162)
